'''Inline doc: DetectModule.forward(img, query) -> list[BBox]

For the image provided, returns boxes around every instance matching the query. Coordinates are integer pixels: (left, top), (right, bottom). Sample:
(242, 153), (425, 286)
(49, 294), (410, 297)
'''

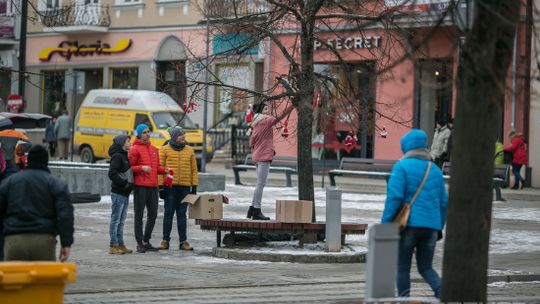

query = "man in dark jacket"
(108, 135), (133, 255)
(0, 144), (74, 261)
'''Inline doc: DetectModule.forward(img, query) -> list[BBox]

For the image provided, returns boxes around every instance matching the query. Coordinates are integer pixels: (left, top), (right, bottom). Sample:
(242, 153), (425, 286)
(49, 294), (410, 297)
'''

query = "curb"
(212, 247), (367, 263)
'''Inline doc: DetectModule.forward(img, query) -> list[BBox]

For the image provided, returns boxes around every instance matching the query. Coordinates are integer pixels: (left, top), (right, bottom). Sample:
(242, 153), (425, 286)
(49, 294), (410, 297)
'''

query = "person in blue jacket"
(381, 129), (448, 298)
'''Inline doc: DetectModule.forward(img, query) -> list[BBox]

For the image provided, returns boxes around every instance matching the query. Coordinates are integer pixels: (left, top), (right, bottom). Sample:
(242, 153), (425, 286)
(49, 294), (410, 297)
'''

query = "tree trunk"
(297, 16), (316, 222)
(440, 1), (519, 301)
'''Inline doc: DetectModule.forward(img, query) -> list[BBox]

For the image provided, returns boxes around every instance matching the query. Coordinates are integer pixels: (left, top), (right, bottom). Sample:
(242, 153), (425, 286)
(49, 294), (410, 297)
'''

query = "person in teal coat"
(381, 129), (448, 298)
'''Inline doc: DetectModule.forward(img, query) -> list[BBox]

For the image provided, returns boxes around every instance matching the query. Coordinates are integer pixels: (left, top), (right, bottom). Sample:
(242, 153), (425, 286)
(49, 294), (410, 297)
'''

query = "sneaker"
(179, 241), (194, 251)
(119, 244), (133, 254)
(136, 243), (146, 253)
(160, 240), (170, 250)
(109, 245), (124, 255)
(143, 242), (159, 252)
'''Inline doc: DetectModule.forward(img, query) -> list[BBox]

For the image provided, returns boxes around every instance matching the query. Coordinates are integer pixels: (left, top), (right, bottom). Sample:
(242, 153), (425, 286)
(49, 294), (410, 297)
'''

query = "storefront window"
(42, 70), (66, 116)
(156, 61), (186, 105)
(111, 67), (138, 89)
(313, 62), (376, 159)
(215, 64), (250, 124)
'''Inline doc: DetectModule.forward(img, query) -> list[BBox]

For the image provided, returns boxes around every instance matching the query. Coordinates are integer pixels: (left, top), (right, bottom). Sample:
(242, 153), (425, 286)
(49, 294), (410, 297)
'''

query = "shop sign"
(39, 39), (132, 62)
(314, 36), (381, 51)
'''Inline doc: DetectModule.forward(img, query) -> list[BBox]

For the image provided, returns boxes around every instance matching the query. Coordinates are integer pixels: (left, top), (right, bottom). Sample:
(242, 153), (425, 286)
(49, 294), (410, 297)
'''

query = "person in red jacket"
(504, 131), (528, 189)
(128, 124), (167, 253)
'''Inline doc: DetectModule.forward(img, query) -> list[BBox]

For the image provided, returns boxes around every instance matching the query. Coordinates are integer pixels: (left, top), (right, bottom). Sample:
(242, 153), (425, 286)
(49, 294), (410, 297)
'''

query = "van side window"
(134, 114), (153, 131)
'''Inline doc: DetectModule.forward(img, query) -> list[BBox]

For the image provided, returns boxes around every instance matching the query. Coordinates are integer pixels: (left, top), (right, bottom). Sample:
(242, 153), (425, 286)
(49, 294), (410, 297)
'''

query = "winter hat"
(400, 129), (428, 154)
(135, 124), (150, 139)
(28, 144), (49, 166)
(113, 134), (130, 146)
(169, 126), (185, 142)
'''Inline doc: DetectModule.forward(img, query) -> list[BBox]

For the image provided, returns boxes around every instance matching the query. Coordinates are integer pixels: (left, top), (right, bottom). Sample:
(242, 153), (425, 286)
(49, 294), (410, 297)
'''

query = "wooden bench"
(442, 162), (510, 201)
(328, 158), (397, 186)
(195, 219), (367, 248)
(233, 154), (298, 187)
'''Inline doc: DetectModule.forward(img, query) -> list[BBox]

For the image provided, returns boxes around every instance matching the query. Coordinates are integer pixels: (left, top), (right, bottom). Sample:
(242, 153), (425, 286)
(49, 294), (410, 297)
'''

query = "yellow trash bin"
(0, 262), (77, 304)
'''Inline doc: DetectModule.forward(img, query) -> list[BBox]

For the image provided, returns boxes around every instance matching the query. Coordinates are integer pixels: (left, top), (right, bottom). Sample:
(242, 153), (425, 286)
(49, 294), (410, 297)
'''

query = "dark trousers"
(4, 234), (56, 261)
(48, 141), (57, 157)
(163, 186), (190, 243)
(133, 186), (159, 243)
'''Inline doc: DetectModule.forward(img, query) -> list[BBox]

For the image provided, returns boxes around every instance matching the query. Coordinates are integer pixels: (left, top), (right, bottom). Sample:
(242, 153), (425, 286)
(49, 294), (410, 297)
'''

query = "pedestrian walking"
(0, 144), (74, 261)
(128, 124), (167, 253)
(504, 131), (528, 189)
(381, 129), (448, 298)
(159, 127), (198, 251)
(430, 119), (451, 167)
(45, 117), (57, 158)
(246, 102), (294, 220)
(443, 118), (454, 162)
(108, 135), (134, 255)
(54, 110), (72, 160)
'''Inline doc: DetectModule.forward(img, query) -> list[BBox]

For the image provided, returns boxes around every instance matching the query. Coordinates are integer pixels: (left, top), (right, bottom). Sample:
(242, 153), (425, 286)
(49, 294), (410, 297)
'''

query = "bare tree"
(185, 0), (427, 217)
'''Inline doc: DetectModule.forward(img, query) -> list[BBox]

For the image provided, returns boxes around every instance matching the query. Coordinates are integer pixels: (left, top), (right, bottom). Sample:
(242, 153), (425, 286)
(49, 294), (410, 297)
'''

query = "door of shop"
(414, 59), (453, 145)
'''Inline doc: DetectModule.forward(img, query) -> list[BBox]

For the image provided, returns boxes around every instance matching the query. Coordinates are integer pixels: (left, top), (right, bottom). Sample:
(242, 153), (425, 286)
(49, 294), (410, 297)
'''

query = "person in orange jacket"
(158, 127), (198, 251)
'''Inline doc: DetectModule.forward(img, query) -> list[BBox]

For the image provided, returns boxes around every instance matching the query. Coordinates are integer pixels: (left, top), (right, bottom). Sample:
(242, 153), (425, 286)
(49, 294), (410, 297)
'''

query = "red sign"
(7, 94), (23, 113)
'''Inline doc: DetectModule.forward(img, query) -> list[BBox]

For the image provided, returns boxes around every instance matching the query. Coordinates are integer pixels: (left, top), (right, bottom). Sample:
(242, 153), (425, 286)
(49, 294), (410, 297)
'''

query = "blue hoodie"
(381, 129), (448, 231)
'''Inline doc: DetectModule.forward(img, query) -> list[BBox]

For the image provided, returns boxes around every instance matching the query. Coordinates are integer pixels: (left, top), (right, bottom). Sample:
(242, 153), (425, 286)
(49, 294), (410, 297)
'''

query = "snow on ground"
(83, 184), (539, 255)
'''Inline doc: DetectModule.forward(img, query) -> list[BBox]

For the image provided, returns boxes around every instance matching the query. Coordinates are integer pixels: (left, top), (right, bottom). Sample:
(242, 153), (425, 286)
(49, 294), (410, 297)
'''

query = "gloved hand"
(190, 186), (197, 195)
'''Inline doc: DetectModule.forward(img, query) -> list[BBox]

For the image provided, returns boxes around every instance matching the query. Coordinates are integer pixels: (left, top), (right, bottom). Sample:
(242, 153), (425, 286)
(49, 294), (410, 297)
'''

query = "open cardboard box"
(182, 194), (229, 220)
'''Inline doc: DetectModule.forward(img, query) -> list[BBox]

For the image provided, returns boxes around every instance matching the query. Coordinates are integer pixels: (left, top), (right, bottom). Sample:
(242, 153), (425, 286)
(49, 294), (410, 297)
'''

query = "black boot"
(252, 208), (270, 220)
(247, 206), (254, 219)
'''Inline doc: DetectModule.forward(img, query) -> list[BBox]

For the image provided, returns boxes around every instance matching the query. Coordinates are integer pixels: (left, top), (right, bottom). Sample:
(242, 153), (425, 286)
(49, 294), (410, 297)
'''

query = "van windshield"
(152, 112), (196, 130)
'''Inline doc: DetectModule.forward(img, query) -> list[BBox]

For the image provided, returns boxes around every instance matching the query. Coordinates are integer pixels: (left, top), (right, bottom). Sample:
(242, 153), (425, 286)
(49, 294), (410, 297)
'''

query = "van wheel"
(80, 147), (95, 163)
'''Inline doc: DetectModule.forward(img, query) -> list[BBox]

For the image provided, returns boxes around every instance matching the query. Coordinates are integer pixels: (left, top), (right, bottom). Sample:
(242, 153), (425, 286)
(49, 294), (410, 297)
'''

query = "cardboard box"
(183, 194), (228, 220)
(276, 200), (313, 223)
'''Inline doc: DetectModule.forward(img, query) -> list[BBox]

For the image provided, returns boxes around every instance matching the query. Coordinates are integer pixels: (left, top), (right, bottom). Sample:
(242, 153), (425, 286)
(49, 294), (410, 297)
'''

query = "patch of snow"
(490, 229), (540, 254)
(488, 281), (540, 288)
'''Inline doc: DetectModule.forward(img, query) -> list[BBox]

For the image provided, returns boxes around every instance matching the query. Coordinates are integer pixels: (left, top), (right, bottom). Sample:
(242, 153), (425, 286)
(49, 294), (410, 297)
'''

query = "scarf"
(402, 148), (432, 161)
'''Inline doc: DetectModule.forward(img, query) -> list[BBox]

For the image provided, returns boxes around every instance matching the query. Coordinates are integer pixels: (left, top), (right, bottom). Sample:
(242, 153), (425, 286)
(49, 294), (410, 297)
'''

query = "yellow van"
(74, 89), (212, 164)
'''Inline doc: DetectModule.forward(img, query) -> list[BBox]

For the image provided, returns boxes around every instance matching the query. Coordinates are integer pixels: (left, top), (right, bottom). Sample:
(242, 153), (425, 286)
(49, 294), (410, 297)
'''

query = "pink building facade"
(268, 23), (530, 161)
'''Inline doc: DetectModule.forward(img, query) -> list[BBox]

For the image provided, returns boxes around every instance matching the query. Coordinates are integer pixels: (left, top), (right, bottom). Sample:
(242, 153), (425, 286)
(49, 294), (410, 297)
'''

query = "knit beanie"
(113, 134), (130, 146)
(135, 124), (149, 139)
(28, 144), (49, 166)
(169, 127), (185, 142)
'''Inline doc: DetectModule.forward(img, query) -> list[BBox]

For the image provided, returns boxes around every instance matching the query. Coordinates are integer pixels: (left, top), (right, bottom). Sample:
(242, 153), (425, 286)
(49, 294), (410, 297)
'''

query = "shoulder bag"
(393, 162), (432, 231)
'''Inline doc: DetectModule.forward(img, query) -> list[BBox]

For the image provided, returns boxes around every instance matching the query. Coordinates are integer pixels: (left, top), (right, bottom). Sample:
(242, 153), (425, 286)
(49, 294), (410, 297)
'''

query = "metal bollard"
(325, 187), (342, 252)
(365, 223), (400, 299)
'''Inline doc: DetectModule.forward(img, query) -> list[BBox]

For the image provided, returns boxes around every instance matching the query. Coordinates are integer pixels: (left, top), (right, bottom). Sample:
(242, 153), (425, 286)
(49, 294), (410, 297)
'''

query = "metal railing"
(230, 124), (250, 164)
(207, 111), (242, 152)
(206, 0), (269, 19)
(41, 4), (111, 28)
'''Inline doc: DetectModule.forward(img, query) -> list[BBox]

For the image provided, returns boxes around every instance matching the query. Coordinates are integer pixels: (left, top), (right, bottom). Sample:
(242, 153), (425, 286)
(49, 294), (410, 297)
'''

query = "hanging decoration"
(281, 120), (289, 138)
(245, 104), (254, 123)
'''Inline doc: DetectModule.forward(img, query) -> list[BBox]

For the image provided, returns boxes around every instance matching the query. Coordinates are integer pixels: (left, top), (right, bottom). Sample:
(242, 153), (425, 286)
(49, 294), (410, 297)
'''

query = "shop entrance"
(76, 68), (102, 111)
(42, 70), (66, 116)
(414, 59), (453, 144)
(156, 60), (186, 105)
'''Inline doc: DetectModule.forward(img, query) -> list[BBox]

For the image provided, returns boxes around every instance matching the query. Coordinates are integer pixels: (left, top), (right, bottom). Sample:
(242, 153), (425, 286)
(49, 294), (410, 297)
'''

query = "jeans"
(163, 186), (190, 243)
(110, 193), (129, 245)
(251, 161), (271, 208)
(133, 186), (159, 243)
(512, 163), (523, 186)
(397, 227), (441, 298)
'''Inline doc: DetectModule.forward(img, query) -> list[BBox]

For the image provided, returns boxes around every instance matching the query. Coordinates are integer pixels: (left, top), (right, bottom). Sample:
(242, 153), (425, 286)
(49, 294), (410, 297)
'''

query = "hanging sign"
(39, 39), (132, 62)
